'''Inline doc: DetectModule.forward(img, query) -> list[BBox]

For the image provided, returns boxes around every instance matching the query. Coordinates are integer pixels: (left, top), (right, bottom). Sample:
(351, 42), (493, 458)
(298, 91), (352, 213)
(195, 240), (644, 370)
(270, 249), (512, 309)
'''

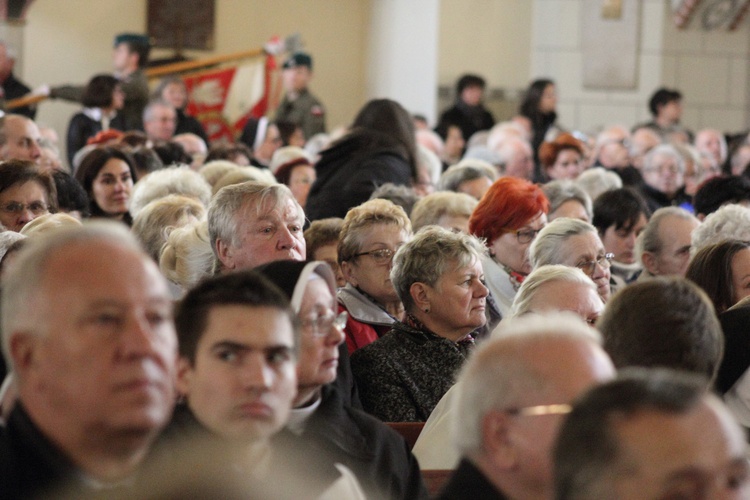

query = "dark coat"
(717, 304), (750, 394)
(351, 319), (473, 422)
(436, 101), (495, 144)
(437, 458), (508, 500)
(305, 129), (414, 222)
(2, 73), (34, 119)
(66, 112), (127, 167)
(175, 108), (209, 145)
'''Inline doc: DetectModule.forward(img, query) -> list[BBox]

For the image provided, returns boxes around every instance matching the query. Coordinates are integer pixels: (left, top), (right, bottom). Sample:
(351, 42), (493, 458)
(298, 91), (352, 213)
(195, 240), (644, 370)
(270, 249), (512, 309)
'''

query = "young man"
(275, 52), (326, 140)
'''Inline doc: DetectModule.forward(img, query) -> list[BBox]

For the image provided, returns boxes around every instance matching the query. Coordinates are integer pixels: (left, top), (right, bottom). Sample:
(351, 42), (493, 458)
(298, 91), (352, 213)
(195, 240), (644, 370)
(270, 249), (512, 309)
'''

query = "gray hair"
(636, 206), (698, 259)
(1, 221), (146, 370)
(511, 265), (599, 317)
(208, 181), (303, 255)
(390, 226), (486, 313)
(438, 161), (497, 192)
(410, 191), (478, 232)
(542, 180), (593, 221)
(643, 144), (685, 174)
(575, 167), (622, 202)
(529, 217), (597, 269)
(0, 230), (25, 261)
(142, 99), (174, 124)
(452, 313), (601, 457)
(159, 219), (216, 293)
(691, 204), (750, 257)
(129, 166), (212, 218)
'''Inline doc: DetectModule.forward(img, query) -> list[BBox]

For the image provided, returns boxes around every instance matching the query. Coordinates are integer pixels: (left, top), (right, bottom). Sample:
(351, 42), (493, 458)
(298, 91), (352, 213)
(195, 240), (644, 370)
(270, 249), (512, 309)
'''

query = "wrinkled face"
(695, 131), (725, 165)
(539, 84), (557, 114)
(457, 176), (493, 200)
(421, 257), (488, 340)
(92, 158), (133, 217)
(282, 66), (311, 93)
(17, 242), (177, 445)
(558, 232), (611, 302)
(649, 216), (699, 277)
(547, 149), (584, 180)
(731, 248), (750, 307)
(489, 212), (547, 275)
(220, 197), (306, 271)
(0, 116), (42, 163)
(444, 126), (465, 159)
(524, 280), (604, 326)
(296, 277), (345, 396)
(177, 305), (297, 442)
(162, 82), (187, 110)
(601, 214), (648, 265)
(598, 132), (631, 169)
(342, 223), (409, 305)
(643, 154), (684, 197)
(505, 141), (535, 180)
(288, 164), (316, 208)
(144, 104), (177, 142)
(0, 180), (49, 232)
(436, 213), (471, 234)
(549, 199), (590, 223)
(611, 400), (749, 500)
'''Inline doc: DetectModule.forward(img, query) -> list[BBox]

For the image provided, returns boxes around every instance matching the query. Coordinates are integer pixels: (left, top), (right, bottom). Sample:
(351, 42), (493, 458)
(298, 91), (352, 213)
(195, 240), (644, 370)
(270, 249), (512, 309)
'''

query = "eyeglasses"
(576, 253), (614, 276)
(513, 228), (542, 244)
(300, 311), (348, 337)
(0, 201), (48, 215)
(502, 403), (572, 417)
(352, 248), (396, 265)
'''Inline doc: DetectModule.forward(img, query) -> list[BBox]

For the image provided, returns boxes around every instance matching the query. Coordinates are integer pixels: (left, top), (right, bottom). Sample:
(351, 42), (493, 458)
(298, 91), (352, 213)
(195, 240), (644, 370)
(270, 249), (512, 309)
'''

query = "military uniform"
(118, 68), (149, 131)
(275, 88), (326, 140)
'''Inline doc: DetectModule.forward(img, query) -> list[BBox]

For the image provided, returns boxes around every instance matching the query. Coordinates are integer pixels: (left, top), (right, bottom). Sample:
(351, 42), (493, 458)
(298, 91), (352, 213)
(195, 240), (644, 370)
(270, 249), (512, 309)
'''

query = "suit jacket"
(437, 458), (508, 500)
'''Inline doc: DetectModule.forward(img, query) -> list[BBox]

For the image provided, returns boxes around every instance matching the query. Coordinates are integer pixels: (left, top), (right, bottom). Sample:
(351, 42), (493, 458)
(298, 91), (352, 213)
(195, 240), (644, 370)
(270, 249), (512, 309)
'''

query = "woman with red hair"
(469, 177), (549, 316)
(539, 133), (585, 181)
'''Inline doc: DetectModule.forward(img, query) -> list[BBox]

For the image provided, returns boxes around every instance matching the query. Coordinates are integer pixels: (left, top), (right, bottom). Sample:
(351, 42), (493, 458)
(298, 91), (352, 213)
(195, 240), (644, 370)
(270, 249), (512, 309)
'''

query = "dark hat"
(114, 33), (150, 49)
(283, 52), (313, 70)
(255, 260), (335, 313)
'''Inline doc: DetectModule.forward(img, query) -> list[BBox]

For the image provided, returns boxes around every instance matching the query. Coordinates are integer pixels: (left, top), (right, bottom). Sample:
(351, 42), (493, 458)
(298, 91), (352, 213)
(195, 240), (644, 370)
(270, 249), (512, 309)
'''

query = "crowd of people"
(0, 31), (749, 499)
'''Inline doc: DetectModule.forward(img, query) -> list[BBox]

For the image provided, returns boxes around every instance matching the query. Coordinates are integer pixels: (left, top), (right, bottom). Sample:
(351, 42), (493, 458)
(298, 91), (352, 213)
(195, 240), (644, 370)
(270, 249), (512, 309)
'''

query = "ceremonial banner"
(183, 53), (274, 144)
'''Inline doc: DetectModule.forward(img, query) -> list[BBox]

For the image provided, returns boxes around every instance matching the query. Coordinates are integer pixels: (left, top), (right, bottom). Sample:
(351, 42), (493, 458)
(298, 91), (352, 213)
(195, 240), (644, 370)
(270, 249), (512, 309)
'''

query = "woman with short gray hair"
(351, 226), (489, 422)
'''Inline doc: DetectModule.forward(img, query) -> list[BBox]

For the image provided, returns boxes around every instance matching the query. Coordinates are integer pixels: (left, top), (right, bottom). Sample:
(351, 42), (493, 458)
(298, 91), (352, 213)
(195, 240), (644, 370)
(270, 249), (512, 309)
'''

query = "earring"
(424, 307), (430, 313)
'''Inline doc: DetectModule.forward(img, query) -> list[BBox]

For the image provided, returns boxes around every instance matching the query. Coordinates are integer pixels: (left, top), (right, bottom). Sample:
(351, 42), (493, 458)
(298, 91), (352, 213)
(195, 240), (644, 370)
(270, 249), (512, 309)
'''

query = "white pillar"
(366, 0), (440, 123)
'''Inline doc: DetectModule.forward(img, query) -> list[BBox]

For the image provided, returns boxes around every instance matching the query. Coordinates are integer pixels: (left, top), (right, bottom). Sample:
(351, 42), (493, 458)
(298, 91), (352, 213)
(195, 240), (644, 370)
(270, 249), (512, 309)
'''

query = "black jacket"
(284, 384), (428, 500)
(436, 101), (495, 144)
(66, 112), (126, 168)
(305, 129), (414, 222)
(437, 458), (507, 500)
(175, 109), (209, 145)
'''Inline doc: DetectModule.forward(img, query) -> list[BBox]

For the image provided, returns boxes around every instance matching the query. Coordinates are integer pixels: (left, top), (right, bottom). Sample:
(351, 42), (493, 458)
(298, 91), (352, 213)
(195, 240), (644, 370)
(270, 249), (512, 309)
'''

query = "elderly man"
(555, 369), (749, 499)
(694, 128), (728, 168)
(143, 100), (177, 143)
(0, 114), (42, 164)
(435, 314), (615, 499)
(638, 206), (700, 278)
(495, 136), (534, 180)
(413, 266), (606, 470)
(208, 181), (306, 272)
(275, 52), (326, 140)
(0, 222), (177, 498)
(640, 143), (688, 212)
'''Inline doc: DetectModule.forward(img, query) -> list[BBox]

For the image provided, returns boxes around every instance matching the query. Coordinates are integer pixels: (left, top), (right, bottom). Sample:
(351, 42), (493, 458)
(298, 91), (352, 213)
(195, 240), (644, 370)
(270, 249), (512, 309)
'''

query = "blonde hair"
(410, 191), (478, 232)
(19, 213), (82, 237)
(212, 166), (275, 196)
(159, 219), (215, 291)
(337, 198), (412, 263)
(132, 194), (207, 262)
(198, 160), (240, 188)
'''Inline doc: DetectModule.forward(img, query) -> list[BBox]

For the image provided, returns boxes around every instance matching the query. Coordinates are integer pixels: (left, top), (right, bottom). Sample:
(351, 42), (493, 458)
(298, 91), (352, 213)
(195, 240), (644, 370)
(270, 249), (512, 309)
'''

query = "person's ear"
(10, 332), (39, 376)
(641, 251), (659, 275)
(175, 357), (194, 397)
(340, 260), (357, 287)
(216, 238), (235, 271)
(482, 410), (517, 470)
(410, 282), (431, 312)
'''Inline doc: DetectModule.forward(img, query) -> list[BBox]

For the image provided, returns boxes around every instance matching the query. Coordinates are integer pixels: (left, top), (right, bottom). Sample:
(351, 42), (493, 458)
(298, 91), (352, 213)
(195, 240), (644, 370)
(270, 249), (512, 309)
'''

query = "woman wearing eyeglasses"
(337, 199), (412, 354)
(529, 217), (614, 303)
(351, 226), (488, 422)
(0, 160), (57, 233)
(469, 177), (549, 317)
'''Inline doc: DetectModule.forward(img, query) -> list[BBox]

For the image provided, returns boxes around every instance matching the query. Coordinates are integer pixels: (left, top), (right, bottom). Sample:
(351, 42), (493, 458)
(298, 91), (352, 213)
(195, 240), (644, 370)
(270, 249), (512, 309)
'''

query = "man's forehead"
(244, 196), (301, 222)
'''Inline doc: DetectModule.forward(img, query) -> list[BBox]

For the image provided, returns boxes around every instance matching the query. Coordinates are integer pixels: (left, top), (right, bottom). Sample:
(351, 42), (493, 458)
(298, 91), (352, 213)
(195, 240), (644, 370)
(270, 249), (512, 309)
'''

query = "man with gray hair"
(640, 143), (687, 212)
(208, 181), (306, 272)
(0, 222), (178, 498)
(0, 114), (42, 164)
(143, 99), (177, 143)
(555, 368), (749, 500)
(637, 206), (700, 279)
(495, 136), (534, 180)
(435, 313), (615, 499)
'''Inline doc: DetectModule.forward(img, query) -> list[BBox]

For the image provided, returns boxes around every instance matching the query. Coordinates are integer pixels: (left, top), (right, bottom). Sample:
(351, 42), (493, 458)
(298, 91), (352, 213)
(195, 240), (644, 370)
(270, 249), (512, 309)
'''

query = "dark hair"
(119, 38), (150, 68)
(0, 159), (58, 212)
(153, 141), (191, 167)
(82, 74), (119, 108)
(455, 74), (486, 95)
(538, 133), (584, 169)
(152, 76), (185, 102)
(130, 147), (165, 178)
(592, 188), (651, 235)
(597, 277), (723, 382)
(174, 270), (298, 363)
(693, 175), (750, 218)
(554, 368), (708, 500)
(119, 131), (149, 148)
(686, 239), (750, 314)
(519, 78), (555, 120)
(350, 98), (419, 180)
(304, 217), (344, 259)
(52, 170), (89, 217)
(274, 157), (311, 186)
(648, 87), (682, 117)
(275, 120), (302, 147)
(74, 146), (137, 218)
(369, 183), (419, 217)
(205, 144), (253, 165)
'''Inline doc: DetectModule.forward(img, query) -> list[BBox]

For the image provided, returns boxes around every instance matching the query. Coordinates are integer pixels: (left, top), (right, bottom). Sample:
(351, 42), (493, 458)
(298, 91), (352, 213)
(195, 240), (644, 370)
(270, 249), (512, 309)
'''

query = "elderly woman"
(131, 194), (206, 262)
(0, 160), (57, 232)
(640, 143), (689, 212)
(686, 239), (750, 314)
(337, 199), (412, 354)
(539, 132), (585, 181)
(542, 180), (592, 223)
(351, 226), (488, 422)
(74, 146), (136, 224)
(437, 160), (497, 200)
(469, 177), (549, 316)
(159, 219), (215, 297)
(529, 217), (613, 303)
(410, 191), (478, 234)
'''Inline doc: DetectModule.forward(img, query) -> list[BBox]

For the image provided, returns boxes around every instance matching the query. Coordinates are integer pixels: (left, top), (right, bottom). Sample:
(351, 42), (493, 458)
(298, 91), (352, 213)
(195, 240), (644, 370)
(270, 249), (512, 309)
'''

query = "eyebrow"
(210, 340), (292, 353)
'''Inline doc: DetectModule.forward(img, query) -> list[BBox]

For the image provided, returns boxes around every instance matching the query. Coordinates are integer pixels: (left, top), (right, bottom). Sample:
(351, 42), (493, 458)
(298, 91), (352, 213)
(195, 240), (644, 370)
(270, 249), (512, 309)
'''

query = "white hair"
(510, 265), (599, 318)
(691, 204), (750, 257)
(529, 217), (597, 270)
(129, 166), (212, 218)
(575, 167), (622, 202)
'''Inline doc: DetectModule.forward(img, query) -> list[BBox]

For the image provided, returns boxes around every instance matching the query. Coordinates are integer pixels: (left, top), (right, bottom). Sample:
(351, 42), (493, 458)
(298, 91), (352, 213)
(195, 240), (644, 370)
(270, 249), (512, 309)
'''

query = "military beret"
(283, 52), (313, 70)
(114, 33), (150, 49)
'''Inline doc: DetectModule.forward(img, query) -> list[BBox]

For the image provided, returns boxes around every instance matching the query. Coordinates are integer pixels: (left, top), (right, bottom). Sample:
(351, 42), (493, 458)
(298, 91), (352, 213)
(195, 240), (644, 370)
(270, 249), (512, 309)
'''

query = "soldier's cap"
(283, 52), (312, 70)
(114, 33), (150, 49)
